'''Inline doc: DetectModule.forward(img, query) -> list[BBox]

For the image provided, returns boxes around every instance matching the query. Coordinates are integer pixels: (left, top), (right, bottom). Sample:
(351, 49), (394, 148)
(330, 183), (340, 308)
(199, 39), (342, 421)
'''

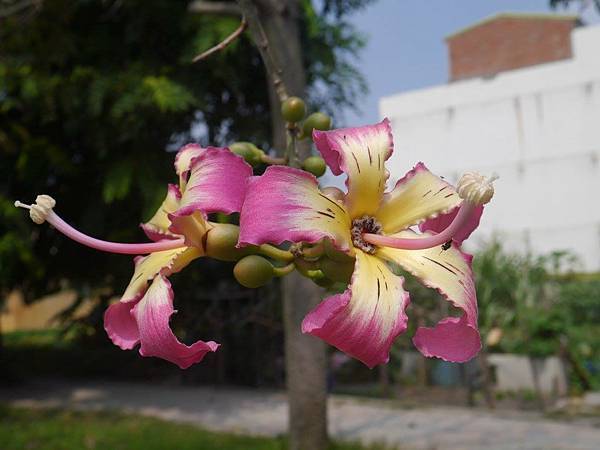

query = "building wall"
(447, 14), (576, 81)
(380, 25), (600, 271)
(1, 290), (98, 333)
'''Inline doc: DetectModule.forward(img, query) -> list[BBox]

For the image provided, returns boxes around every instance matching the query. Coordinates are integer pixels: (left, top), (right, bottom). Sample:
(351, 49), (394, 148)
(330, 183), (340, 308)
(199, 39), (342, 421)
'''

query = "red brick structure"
(446, 13), (579, 81)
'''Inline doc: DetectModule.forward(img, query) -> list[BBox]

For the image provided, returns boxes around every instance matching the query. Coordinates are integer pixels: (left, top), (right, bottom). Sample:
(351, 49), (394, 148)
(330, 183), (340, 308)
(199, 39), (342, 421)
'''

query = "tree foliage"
(0, 0), (369, 300)
(549, 0), (600, 14)
(472, 241), (600, 388)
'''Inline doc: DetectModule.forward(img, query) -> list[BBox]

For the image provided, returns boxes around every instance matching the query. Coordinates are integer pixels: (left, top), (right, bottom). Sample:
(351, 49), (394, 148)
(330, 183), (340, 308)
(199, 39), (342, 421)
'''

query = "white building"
(380, 14), (600, 271)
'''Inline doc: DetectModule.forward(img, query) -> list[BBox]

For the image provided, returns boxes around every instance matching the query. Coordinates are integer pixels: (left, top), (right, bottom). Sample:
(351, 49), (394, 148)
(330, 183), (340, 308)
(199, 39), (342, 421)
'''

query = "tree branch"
(0, 0), (41, 19)
(189, 1), (241, 15)
(192, 18), (247, 63)
(236, 0), (288, 102)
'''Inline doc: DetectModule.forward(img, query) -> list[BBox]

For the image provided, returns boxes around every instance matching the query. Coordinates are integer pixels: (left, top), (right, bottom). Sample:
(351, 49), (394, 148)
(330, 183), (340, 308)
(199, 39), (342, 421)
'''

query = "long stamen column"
(15, 195), (186, 254)
(363, 172), (497, 251)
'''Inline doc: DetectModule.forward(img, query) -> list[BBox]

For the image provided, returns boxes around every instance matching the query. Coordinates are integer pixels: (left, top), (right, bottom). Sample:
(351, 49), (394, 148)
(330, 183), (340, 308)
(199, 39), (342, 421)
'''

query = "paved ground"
(2, 379), (600, 450)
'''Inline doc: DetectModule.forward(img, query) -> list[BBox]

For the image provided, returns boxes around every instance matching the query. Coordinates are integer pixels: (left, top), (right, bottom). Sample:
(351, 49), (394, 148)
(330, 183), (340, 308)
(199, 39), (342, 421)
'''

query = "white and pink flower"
(239, 119), (493, 367)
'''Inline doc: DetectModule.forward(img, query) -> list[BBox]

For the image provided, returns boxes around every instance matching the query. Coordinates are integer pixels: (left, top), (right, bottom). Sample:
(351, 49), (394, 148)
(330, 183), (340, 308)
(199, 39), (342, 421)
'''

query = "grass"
(0, 405), (397, 450)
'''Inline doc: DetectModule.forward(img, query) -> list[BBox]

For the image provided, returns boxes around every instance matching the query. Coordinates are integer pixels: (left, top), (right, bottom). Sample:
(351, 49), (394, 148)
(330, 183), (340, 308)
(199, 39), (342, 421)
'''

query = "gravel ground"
(2, 379), (599, 450)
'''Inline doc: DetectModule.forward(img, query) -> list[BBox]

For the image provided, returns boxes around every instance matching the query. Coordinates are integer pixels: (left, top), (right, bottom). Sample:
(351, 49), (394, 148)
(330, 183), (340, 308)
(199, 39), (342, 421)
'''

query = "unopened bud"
(302, 156), (327, 178)
(206, 224), (252, 262)
(457, 172), (497, 205)
(229, 142), (264, 167)
(233, 255), (274, 288)
(302, 112), (332, 137)
(281, 96), (306, 123)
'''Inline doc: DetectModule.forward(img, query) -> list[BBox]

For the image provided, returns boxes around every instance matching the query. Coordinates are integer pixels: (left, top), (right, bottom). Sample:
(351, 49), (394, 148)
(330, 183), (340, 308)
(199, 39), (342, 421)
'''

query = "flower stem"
(273, 263), (295, 277)
(261, 154), (287, 165)
(46, 211), (186, 255)
(286, 123), (300, 168)
(363, 201), (477, 251)
(257, 244), (294, 262)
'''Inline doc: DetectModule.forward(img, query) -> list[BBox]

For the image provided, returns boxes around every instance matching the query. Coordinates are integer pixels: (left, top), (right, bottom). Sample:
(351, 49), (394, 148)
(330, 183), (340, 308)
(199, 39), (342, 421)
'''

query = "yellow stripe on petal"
(121, 247), (201, 302)
(348, 251), (409, 342)
(313, 119), (393, 218)
(376, 163), (461, 233)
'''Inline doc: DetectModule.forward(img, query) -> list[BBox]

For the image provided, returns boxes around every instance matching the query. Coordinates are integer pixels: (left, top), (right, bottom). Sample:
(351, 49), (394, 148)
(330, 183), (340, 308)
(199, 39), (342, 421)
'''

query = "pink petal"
(132, 274), (219, 369)
(238, 165), (352, 251)
(378, 236), (481, 362)
(313, 119), (393, 217)
(104, 297), (141, 350)
(174, 143), (204, 178)
(419, 204), (484, 246)
(413, 315), (481, 363)
(175, 147), (252, 216)
(302, 251), (410, 368)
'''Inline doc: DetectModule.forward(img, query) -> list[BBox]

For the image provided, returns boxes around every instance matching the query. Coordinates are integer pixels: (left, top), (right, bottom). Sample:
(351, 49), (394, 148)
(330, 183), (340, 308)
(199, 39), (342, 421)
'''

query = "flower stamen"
(351, 215), (382, 254)
(363, 172), (497, 251)
(15, 194), (186, 255)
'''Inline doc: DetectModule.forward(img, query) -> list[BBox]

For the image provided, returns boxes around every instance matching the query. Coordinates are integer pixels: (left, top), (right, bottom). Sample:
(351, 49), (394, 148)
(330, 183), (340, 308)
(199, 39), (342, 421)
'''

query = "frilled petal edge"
(175, 147), (252, 217)
(104, 297), (141, 350)
(141, 184), (182, 242)
(378, 231), (480, 362)
(132, 274), (219, 369)
(313, 119), (393, 218)
(376, 162), (461, 234)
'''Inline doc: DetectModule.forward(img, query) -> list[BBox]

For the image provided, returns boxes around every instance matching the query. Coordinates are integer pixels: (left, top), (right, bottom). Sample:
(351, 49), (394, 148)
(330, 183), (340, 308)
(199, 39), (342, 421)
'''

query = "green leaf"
(102, 162), (133, 203)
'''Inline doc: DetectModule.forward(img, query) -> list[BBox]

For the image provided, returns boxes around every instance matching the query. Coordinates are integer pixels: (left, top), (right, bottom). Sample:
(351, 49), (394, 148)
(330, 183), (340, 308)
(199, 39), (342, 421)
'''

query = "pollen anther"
(457, 172), (498, 205)
(15, 194), (56, 224)
(351, 215), (382, 254)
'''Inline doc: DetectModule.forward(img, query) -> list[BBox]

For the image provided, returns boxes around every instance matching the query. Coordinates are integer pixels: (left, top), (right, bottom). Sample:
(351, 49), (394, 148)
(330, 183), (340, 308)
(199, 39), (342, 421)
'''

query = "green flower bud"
(206, 224), (252, 262)
(320, 256), (355, 284)
(281, 96), (306, 123)
(302, 112), (332, 137)
(229, 142), (265, 167)
(214, 212), (231, 224)
(234, 255), (274, 288)
(309, 270), (334, 288)
(302, 156), (327, 178)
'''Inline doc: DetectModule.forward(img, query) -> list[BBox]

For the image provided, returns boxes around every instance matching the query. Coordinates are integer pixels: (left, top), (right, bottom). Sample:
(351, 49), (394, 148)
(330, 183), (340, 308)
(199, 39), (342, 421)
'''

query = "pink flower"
(239, 119), (493, 368)
(16, 144), (252, 368)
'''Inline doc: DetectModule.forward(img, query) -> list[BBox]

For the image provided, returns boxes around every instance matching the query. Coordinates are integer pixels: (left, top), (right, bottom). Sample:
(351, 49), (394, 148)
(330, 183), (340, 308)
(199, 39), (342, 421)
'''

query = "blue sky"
(343, 0), (600, 126)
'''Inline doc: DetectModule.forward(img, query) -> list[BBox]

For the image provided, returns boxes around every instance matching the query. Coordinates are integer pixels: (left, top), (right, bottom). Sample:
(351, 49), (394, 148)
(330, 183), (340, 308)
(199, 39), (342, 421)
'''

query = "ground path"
(2, 379), (599, 450)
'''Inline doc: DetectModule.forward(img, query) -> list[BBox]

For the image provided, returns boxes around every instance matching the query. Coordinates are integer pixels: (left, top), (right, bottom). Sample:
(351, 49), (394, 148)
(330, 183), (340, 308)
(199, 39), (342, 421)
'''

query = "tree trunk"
(283, 274), (328, 450)
(239, 1), (329, 449)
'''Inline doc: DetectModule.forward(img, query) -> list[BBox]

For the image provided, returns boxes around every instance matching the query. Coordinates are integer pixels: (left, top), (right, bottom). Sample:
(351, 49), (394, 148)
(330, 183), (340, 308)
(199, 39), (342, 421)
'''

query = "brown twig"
(0, 0), (41, 19)
(261, 154), (287, 165)
(189, 1), (241, 16)
(237, 0), (288, 102)
(192, 18), (248, 63)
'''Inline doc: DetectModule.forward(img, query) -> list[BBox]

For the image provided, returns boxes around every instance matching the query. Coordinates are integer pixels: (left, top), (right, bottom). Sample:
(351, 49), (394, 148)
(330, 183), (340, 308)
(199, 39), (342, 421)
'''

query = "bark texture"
(238, 1), (328, 449)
